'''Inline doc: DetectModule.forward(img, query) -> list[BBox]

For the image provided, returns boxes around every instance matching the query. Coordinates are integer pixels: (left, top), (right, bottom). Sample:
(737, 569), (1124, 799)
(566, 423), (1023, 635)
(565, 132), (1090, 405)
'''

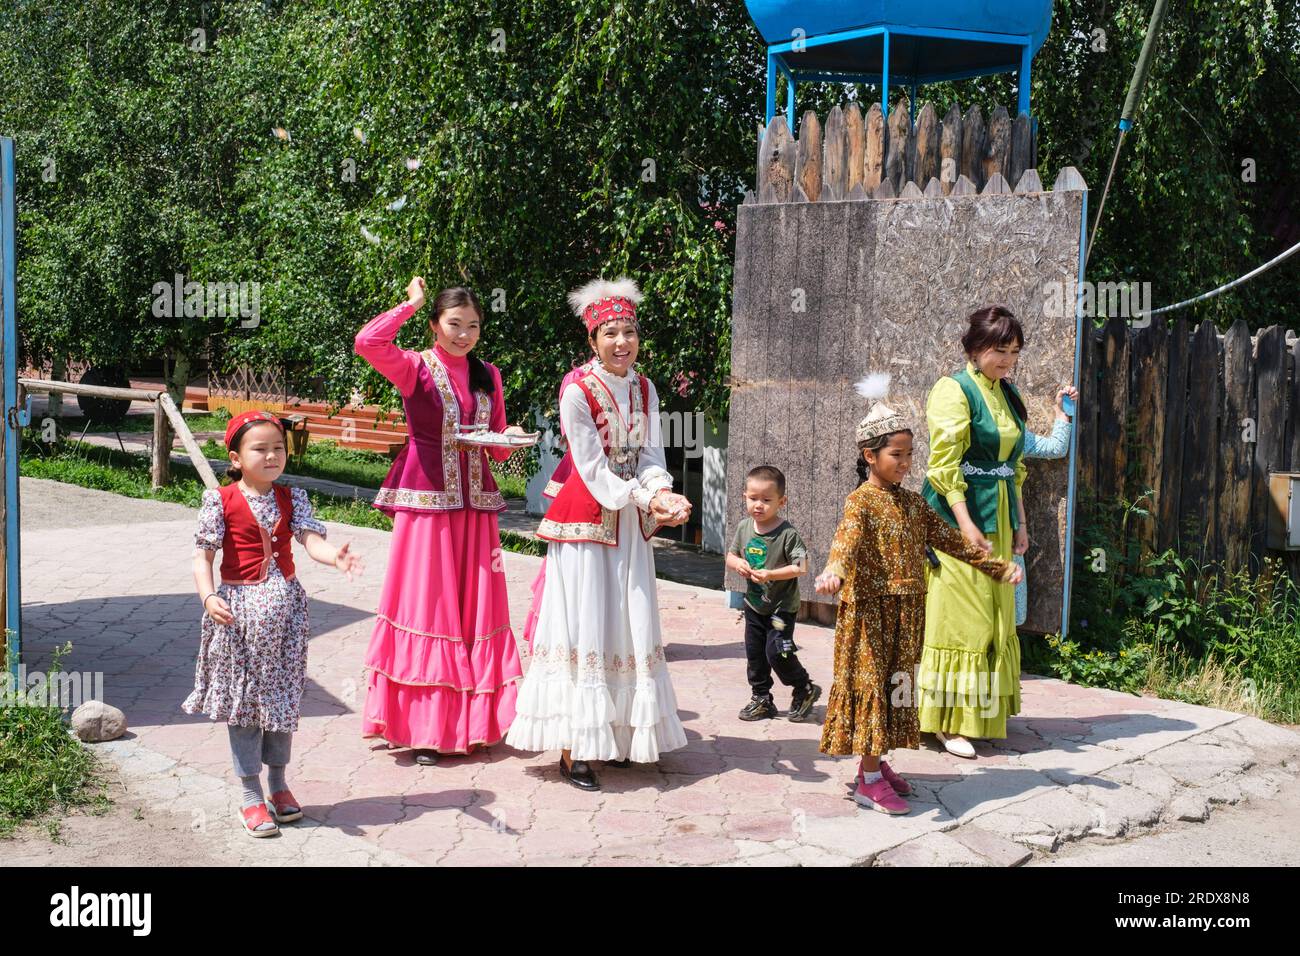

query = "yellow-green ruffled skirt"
(917, 482), (1020, 739)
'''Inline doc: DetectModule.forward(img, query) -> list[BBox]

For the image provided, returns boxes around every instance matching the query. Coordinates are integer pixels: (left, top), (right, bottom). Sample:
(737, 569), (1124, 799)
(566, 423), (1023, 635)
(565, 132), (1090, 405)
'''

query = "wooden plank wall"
(1076, 317), (1299, 575)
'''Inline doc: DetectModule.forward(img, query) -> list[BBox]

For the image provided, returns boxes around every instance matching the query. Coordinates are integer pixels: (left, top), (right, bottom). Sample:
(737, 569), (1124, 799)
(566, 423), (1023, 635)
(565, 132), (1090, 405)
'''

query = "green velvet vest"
(922, 368), (1025, 534)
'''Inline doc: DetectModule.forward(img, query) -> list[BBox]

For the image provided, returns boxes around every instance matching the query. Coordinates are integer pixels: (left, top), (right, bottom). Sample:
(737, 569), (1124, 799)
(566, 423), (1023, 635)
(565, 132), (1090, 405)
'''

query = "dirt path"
(1, 760), (226, 867)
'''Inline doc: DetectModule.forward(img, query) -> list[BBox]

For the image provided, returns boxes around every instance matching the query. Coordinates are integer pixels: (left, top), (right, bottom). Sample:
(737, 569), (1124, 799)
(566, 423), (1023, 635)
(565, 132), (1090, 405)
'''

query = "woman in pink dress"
(355, 276), (526, 765)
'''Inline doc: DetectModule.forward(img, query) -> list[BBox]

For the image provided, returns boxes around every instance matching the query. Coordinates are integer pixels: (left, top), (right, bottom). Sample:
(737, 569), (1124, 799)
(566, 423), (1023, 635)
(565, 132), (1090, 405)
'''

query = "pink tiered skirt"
(362, 507), (523, 753)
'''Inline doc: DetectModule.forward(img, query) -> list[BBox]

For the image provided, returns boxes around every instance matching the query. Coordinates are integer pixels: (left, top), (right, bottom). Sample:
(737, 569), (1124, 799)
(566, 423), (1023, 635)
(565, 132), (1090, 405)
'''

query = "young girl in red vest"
(184, 410), (364, 837)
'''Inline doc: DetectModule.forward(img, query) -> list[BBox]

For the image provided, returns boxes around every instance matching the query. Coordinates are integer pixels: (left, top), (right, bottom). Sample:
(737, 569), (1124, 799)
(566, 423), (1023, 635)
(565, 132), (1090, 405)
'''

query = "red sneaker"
(853, 776), (910, 815)
(879, 760), (913, 796)
(239, 803), (279, 837)
(265, 789), (303, 823)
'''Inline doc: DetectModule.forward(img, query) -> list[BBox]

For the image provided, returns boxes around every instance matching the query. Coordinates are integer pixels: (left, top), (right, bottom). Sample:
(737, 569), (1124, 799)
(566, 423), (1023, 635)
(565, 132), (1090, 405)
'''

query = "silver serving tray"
(454, 426), (540, 449)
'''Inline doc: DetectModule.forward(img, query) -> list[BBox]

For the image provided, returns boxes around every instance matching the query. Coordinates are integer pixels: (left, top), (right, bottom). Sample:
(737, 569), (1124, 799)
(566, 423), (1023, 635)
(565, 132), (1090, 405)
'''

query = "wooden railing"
(17, 379), (219, 490)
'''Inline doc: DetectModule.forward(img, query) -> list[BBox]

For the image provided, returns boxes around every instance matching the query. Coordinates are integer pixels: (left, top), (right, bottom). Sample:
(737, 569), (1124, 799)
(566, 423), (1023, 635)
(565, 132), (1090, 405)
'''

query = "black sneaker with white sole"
(788, 682), (822, 722)
(738, 694), (778, 721)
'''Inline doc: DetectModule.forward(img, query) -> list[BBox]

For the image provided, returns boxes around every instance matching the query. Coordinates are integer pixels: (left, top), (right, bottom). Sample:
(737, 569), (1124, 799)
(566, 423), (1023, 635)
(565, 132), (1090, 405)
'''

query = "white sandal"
(936, 731), (976, 759)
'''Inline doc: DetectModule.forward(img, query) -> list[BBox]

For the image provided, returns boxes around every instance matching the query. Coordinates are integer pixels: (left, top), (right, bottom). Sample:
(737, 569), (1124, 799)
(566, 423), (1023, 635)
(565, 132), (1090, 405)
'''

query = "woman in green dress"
(918, 306), (1029, 758)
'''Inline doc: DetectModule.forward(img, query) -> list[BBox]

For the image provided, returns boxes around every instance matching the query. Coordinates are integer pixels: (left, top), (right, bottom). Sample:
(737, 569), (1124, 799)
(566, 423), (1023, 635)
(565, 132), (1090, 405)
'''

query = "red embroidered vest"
(219, 483), (297, 584)
(537, 371), (659, 547)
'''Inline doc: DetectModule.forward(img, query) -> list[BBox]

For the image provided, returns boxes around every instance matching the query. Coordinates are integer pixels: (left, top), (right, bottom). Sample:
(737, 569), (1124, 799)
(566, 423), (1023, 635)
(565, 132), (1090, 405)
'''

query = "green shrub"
(0, 643), (109, 838)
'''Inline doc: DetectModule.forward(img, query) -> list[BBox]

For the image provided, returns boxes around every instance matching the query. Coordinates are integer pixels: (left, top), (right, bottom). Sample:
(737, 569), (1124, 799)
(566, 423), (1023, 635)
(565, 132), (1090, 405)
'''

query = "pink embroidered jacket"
(354, 302), (511, 516)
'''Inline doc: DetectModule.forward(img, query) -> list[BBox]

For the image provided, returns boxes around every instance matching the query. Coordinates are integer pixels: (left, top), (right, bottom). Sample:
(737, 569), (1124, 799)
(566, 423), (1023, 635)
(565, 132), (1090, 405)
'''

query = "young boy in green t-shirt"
(725, 465), (822, 722)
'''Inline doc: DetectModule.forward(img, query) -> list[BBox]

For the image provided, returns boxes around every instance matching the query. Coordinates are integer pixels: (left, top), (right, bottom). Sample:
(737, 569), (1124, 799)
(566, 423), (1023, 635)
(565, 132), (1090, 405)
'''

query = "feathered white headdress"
(852, 371), (909, 443)
(568, 277), (643, 330)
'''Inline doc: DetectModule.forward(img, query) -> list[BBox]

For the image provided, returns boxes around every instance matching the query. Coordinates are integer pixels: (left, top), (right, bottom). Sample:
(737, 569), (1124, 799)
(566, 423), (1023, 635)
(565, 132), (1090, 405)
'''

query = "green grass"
(0, 643), (110, 839)
(23, 438), (208, 506)
(73, 410), (233, 435)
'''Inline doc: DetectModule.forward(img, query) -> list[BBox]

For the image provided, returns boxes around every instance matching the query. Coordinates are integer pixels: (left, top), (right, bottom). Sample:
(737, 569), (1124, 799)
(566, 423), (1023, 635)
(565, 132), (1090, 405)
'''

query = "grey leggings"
(227, 725), (292, 779)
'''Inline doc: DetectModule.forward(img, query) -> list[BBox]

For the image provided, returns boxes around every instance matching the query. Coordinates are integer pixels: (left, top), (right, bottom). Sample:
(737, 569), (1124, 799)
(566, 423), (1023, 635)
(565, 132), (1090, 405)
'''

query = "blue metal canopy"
(746, 1), (1055, 128)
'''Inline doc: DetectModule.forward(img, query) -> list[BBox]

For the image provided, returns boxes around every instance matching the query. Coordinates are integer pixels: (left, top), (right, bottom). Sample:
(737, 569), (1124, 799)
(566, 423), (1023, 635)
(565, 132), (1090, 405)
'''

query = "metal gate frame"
(2, 136), (24, 682)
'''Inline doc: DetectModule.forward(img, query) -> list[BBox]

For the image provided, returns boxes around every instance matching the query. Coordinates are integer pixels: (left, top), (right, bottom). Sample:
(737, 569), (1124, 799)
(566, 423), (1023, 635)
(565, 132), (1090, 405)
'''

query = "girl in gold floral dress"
(814, 390), (1021, 815)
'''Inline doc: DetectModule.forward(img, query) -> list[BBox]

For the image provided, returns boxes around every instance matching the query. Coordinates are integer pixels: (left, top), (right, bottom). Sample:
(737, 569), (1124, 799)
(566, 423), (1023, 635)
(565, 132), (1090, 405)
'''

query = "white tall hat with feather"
(853, 372), (909, 443)
(568, 277), (643, 333)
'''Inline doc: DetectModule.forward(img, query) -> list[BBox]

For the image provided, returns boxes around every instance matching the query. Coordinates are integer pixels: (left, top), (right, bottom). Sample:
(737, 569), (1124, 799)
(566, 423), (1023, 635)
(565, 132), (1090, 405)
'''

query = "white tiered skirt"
(505, 502), (688, 762)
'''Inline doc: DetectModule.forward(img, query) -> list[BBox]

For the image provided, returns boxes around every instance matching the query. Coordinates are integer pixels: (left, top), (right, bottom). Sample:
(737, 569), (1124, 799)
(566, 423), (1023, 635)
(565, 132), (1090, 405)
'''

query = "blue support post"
(1061, 185), (1089, 640)
(1018, 44), (1032, 117)
(881, 29), (890, 114)
(2, 137), (20, 683)
(786, 70), (796, 132)
(765, 51), (777, 126)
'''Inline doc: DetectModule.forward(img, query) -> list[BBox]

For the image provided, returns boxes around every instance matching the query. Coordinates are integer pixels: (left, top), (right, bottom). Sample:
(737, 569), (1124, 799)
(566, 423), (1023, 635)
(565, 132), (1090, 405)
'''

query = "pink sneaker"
(879, 760), (913, 796)
(853, 776), (910, 815)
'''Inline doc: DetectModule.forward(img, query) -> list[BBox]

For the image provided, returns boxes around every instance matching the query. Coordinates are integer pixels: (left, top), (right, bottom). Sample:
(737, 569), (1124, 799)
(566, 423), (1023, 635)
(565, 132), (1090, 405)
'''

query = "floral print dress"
(182, 485), (327, 733)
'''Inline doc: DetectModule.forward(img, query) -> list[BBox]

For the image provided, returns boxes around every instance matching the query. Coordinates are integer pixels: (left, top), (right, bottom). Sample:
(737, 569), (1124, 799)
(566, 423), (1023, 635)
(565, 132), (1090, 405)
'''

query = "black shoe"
(738, 694), (777, 721)
(607, 758), (632, 768)
(414, 750), (439, 766)
(560, 757), (600, 791)
(788, 682), (822, 722)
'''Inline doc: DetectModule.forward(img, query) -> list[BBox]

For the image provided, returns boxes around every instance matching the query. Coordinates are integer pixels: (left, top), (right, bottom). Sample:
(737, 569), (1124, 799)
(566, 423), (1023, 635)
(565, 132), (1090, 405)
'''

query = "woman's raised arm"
(354, 296), (424, 398)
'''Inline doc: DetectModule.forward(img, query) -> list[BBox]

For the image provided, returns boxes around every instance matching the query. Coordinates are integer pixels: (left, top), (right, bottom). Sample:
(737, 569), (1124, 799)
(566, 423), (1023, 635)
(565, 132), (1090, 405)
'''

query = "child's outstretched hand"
(814, 572), (842, 595)
(334, 541), (365, 581)
(204, 594), (235, 627)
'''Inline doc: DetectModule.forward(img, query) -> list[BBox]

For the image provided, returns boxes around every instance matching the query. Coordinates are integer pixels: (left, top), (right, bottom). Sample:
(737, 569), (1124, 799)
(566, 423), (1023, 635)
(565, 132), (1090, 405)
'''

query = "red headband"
(225, 409), (284, 448)
(583, 296), (638, 334)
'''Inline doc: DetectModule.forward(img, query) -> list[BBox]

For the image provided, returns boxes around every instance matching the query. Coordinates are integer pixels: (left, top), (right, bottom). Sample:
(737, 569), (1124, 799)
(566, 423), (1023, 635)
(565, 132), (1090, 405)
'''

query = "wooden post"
(1252, 326), (1287, 568)
(159, 392), (220, 490)
(983, 105), (1011, 187)
(844, 103), (865, 196)
(1289, 335), (1300, 581)
(1096, 315), (1129, 504)
(960, 105), (986, 190)
(1076, 318), (1100, 509)
(939, 103), (962, 195)
(1009, 111), (1033, 191)
(794, 110), (823, 202)
(885, 99), (910, 193)
(1129, 317), (1167, 557)
(864, 102), (885, 191)
(1156, 317), (1190, 553)
(1180, 321), (1221, 562)
(757, 116), (796, 203)
(913, 102), (939, 192)
(1217, 320), (1254, 571)
(821, 105), (847, 201)
(150, 397), (171, 489)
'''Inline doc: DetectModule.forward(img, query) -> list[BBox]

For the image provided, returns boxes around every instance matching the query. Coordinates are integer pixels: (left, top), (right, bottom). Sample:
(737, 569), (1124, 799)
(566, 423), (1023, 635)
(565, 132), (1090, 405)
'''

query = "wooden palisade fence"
(754, 99), (1038, 203)
(1076, 316), (1300, 578)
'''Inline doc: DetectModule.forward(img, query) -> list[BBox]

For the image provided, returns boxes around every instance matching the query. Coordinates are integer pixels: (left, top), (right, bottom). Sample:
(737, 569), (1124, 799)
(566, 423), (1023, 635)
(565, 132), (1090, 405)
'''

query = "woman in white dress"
(506, 278), (692, 790)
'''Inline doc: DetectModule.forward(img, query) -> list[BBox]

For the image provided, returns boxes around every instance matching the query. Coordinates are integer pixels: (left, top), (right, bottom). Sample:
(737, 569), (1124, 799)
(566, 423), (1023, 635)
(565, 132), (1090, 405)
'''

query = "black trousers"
(743, 604), (810, 697)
